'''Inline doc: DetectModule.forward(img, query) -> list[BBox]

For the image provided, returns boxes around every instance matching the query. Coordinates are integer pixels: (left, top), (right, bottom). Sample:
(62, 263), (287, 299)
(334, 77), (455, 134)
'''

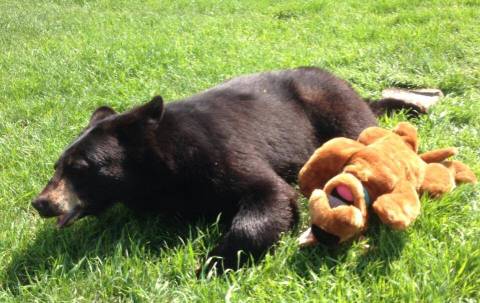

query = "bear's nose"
(32, 198), (57, 217)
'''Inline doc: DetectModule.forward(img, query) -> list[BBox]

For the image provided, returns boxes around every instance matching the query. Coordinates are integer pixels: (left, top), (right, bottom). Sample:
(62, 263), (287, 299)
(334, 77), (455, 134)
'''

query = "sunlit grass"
(1, 0), (479, 301)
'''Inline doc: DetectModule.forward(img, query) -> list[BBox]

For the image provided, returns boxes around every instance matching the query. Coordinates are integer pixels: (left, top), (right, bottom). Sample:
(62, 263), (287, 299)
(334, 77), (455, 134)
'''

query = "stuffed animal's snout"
(299, 176), (368, 247)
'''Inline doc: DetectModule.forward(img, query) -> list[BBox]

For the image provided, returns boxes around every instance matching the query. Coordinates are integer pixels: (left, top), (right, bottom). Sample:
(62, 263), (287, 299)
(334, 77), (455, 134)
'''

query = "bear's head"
(31, 96), (165, 227)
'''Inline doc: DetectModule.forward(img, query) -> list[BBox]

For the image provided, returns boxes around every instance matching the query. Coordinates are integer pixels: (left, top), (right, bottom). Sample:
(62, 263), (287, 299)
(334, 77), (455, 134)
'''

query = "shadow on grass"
(3, 206), (409, 293)
(353, 222), (407, 280)
(287, 216), (407, 280)
(2, 205), (221, 295)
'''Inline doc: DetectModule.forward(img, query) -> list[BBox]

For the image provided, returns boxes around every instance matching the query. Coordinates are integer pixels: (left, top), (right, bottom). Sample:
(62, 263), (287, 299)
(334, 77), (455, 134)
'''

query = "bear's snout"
(32, 177), (85, 226)
(32, 197), (59, 218)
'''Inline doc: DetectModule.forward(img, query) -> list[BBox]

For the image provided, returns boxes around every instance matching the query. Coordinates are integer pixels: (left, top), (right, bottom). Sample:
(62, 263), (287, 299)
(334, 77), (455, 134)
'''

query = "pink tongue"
(336, 185), (354, 202)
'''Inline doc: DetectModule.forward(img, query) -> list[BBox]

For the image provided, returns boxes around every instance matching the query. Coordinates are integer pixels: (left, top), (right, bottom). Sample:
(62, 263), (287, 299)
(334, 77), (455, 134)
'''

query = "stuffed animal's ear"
(393, 122), (419, 152)
(89, 106), (116, 126)
(299, 138), (364, 198)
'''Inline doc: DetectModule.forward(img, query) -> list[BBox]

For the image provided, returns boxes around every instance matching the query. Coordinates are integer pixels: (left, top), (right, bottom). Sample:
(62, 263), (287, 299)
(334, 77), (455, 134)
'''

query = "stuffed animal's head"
(297, 122), (423, 247)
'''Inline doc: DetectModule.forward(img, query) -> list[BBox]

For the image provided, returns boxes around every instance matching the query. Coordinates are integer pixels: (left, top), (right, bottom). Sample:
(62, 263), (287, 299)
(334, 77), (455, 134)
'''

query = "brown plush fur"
(298, 122), (477, 246)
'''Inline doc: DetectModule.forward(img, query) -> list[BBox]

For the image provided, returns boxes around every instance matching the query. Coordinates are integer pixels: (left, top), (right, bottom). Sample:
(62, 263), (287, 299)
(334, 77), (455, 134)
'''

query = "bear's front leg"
(200, 172), (298, 275)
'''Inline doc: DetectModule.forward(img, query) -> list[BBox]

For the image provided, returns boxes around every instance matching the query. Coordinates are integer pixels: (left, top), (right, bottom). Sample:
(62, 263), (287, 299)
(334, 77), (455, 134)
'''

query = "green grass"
(1, 0), (479, 301)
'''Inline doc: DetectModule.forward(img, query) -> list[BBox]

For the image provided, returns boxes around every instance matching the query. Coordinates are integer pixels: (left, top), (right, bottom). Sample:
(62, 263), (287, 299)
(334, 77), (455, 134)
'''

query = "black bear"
(32, 67), (423, 271)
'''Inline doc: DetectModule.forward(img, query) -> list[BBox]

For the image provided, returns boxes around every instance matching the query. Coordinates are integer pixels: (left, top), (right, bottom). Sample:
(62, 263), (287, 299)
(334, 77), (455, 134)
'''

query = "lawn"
(1, 0), (479, 301)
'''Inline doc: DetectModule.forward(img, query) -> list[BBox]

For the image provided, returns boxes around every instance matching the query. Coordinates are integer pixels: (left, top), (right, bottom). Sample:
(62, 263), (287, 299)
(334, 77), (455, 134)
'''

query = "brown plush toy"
(298, 122), (477, 247)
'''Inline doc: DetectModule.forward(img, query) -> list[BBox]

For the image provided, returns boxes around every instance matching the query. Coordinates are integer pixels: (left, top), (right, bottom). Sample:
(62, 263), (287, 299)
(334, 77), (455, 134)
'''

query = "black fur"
(368, 97), (425, 118)
(33, 67), (418, 271)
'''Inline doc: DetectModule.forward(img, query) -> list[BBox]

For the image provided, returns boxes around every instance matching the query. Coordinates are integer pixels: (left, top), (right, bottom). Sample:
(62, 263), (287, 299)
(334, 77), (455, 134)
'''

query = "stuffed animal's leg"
(443, 160), (477, 185)
(420, 147), (457, 163)
(420, 163), (456, 197)
(372, 180), (420, 230)
(421, 160), (477, 197)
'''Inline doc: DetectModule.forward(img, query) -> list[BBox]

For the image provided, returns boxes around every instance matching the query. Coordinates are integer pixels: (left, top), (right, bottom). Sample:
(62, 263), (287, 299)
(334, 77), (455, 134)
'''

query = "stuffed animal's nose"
(311, 224), (340, 246)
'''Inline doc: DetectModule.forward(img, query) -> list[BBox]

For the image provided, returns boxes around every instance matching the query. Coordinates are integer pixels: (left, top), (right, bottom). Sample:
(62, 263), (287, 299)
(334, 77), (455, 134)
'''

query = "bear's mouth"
(56, 207), (84, 228)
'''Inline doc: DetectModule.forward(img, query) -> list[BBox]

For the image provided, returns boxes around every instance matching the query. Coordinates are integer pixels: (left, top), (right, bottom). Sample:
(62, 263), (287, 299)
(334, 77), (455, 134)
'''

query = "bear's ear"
(142, 95), (165, 121)
(89, 106), (116, 126)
